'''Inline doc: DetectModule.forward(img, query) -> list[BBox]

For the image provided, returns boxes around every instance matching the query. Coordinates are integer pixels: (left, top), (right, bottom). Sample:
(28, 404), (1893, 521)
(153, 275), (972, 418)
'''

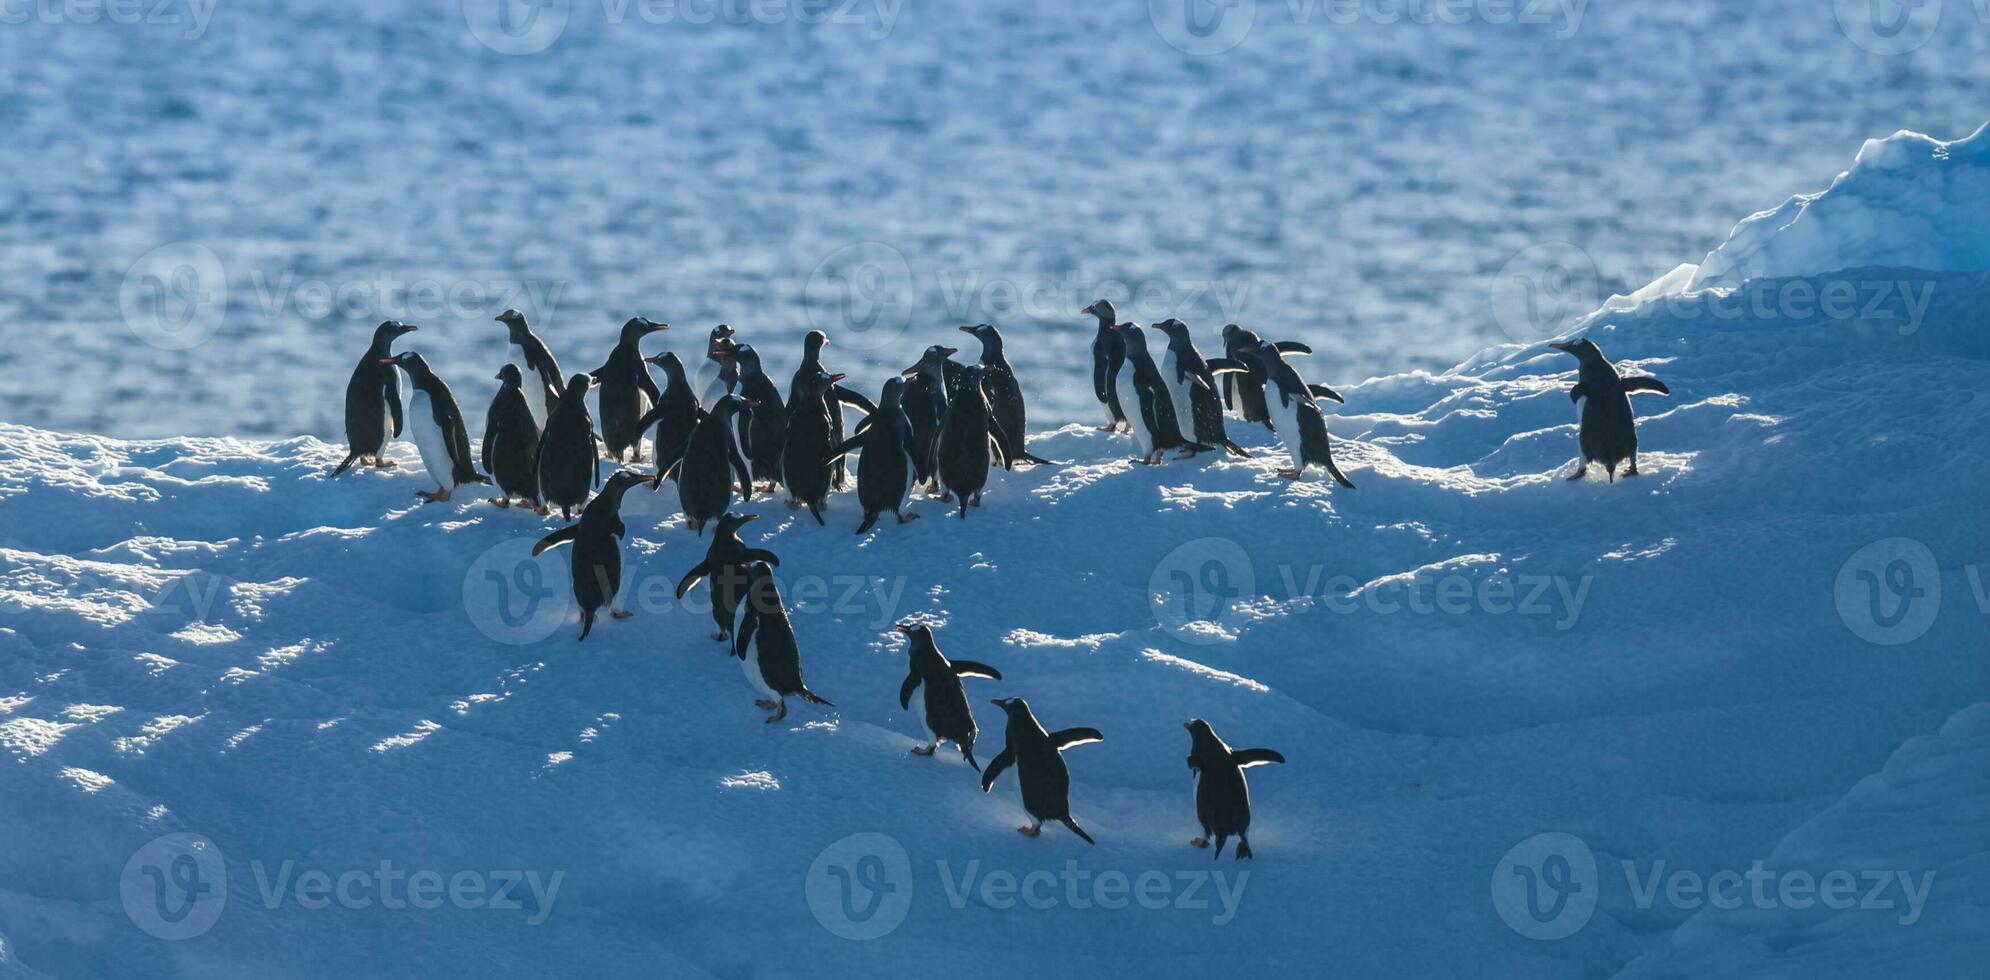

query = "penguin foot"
(611, 608), (633, 620)
(369, 458), (397, 468)
(1190, 837), (1209, 848)
(417, 488), (453, 503)
(784, 497), (800, 509)
(1623, 460), (1640, 477)
(492, 497), (511, 508)
(712, 632), (729, 641)
(1018, 826), (1041, 838)
(1096, 424), (1117, 433)
(755, 699), (777, 709)
(936, 491), (954, 503)
(534, 504), (551, 516)
(896, 512), (919, 524)
(764, 701), (788, 723)
(910, 744), (937, 756)
(1277, 468), (1303, 481)
(970, 493), (982, 507)
(1565, 463), (1588, 481)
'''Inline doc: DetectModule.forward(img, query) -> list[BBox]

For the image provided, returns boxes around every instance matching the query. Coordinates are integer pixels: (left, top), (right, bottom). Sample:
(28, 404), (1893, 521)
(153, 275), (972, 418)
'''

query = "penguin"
(1080, 300), (1128, 432)
(1220, 325), (1313, 428)
(732, 345), (789, 492)
(635, 351), (700, 484)
(331, 320), (417, 476)
(1148, 319), (1251, 458)
(1550, 338), (1670, 482)
(900, 344), (959, 494)
(839, 376), (920, 534)
(381, 351), (489, 503)
(675, 511), (780, 643)
(1185, 719), (1286, 860)
(693, 325), (738, 406)
(787, 330), (877, 490)
(895, 623), (1002, 770)
(733, 561), (834, 724)
(980, 698), (1102, 843)
(934, 365), (1009, 517)
(1112, 322), (1210, 465)
(780, 368), (845, 525)
(531, 469), (656, 641)
(536, 373), (602, 520)
(668, 394), (755, 535)
(1237, 345), (1355, 487)
(496, 309), (564, 431)
(958, 323), (1055, 468)
(591, 317), (668, 462)
(483, 364), (544, 512)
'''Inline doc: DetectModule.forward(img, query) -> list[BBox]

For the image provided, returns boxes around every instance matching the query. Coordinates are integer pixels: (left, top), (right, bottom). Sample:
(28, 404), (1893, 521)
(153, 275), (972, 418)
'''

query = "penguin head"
(371, 319), (418, 351)
(1184, 718), (1228, 756)
(1221, 323), (1242, 344)
(1548, 338), (1605, 365)
(743, 560), (782, 613)
(989, 696), (1028, 716)
(379, 350), (429, 378)
(733, 344), (765, 378)
(495, 362), (524, 387)
(901, 345), (958, 378)
(803, 330), (829, 358)
(711, 393), (749, 419)
(957, 323), (1002, 360)
(715, 511), (759, 535)
(1080, 299), (1117, 324)
(878, 376), (905, 406)
(895, 621), (934, 643)
(495, 309), (529, 341)
(644, 351), (687, 382)
(620, 317), (668, 344)
(559, 373), (596, 405)
(602, 469), (658, 497)
(1115, 322), (1150, 355)
(1147, 319), (1190, 350)
(707, 324), (736, 355)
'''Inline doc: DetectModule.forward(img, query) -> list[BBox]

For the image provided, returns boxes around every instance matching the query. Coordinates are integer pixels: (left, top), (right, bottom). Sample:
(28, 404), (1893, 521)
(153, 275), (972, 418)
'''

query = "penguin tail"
(474, 474), (493, 485)
(1019, 452), (1058, 466)
(577, 609), (596, 642)
(1325, 456), (1355, 489)
(855, 510), (880, 535)
(956, 497), (968, 519)
(1235, 836), (1253, 860)
(1212, 833), (1229, 860)
(1059, 817), (1096, 846)
(807, 499), (825, 527)
(330, 452), (362, 478)
(962, 744), (981, 773)
(1223, 440), (1250, 458)
(797, 687), (833, 708)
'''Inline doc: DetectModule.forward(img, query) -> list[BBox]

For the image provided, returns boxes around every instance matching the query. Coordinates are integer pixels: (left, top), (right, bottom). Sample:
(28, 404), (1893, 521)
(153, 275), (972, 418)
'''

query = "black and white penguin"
(1080, 300), (1128, 432)
(934, 365), (1008, 517)
(839, 376), (920, 534)
(1112, 322), (1209, 465)
(733, 561), (834, 724)
(636, 351), (700, 484)
(331, 320), (418, 476)
(496, 309), (564, 431)
(536, 373), (602, 520)
(483, 364), (544, 512)
(787, 330), (876, 490)
(675, 511), (779, 643)
(669, 394), (755, 535)
(693, 325), (738, 406)
(1238, 345), (1355, 487)
(732, 345), (789, 492)
(958, 323), (1054, 468)
(532, 469), (656, 641)
(381, 351), (489, 503)
(980, 698), (1102, 844)
(1219, 325), (1312, 427)
(900, 344), (960, 494)
(1148, 319), (1250, 458)
(895, 623), (1002, 770)
(781, 368), (845, 525)
(1185, 719), (1285, 860)
(591, 317), (668, 463)
(1550, 338), (1670, 482)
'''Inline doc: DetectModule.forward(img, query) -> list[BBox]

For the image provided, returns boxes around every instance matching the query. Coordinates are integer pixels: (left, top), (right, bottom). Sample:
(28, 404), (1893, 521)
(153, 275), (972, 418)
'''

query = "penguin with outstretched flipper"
(532, 470), (655, 641)
(896, 623), (1001, 770)
(1550, 338), (1670, 482)
(733, 561), (834, 724)
(981, 698), (1103, 844)
(1185, 719), (1285, 860)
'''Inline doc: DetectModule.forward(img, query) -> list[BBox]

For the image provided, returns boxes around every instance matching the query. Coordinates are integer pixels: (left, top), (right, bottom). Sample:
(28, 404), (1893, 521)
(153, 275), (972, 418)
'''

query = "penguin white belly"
(899, 447), (915, 507)
(730, 419), (751, 477)
(695, 362), (726, 406)
(1116, 361), (1153, 454)
(740, 646), (779, 700)
(511, 348), (549, 430)
(406, 392), (457, 488)
(1268, 391), (1305, 466)
(1159, 351), (1196, 442)
(909, 679), (930, 737)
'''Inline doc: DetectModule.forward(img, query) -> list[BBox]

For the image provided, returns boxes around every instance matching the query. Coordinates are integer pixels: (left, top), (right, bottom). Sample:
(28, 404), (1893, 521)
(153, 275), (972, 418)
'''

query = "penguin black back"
(533, 469), (655, 640)
(734, 561), (833, 723)
(675, 511), (778, 643)
(483, 363), (544, 510)
(1186, 719), (1285, 860)
(672, 394), (754, 534)
(733, 345), (788, 488)
(781, 368), (844, 525)
(900, 344), (959, 491)
(896, 623), (1002, 771)
(844, 376), (919, 534)
(637, 351), (700, 484)
(1551, 338), (1670, 482)
(980, 698), (1103, 843)
(537, 372), (602, 520)
(497, 309), (564, 429)
(959, 323), (1053, 468)
(1081, 300), (1128, 430)
(935, 365), (1006, 517)
(332, 320), (417, 476)
(592, 317), (668, 463)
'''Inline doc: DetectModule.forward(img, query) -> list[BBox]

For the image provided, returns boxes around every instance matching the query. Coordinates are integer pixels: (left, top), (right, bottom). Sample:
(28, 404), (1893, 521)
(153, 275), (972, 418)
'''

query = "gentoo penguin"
(591, 317), (668, 462)
(958, 323), (1054, 468)
(1148, 319), (1250, 458)
(496, 309), (563, 431)
(676, 512), (779, 643)
(839, 376), (920, 534)
(331, 320), (417, 476)
(669, 394), (754, 534)
(536, 373), (602, 520)
(781, 368), (845, 525)
(732, 345), (789, 492)
(1080, 300), (1128, 432)
(635, 352), (700, 484)
(532, 469), (656, 641)
(1112, 322), (1209, 465)
(895, 623), (1002, 770)
(901, 344), (959, 494)
(980, 698), (1102, 843)
(693, 325), (738, 406)
(787, 331), (876, 490)
(483, 364), (544, 512)
(934, 365), (1009, 516)
(1550, 338), (1670, 482)
(1220, 325), (1312, 427)
(381, 351), (489, 503)
(733, 561), (834, 724)
(1185, 719), (1285, 860)
(1238, 345), (1355, 487)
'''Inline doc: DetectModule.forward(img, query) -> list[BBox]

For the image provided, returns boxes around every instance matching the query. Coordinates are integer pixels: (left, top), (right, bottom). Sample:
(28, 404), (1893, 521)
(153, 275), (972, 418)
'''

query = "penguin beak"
(741, 398), (760, 408)
(649, 321), (669, 332)
(828, 373), (846, 384)
(1548, 341), (1576, 353)
(900, 365), (921, 376)
(894, 623), (912, 635)
(1080, 304), (1095, 316)
(398, 324), (418, 335)
(820, 336), (831, 347)
(940, 346), (958, 357)
(738, 513), (758, 523)
(1236, 345), (1258, 354)
(493, 369), (503, 380)
(1182, 722), (1193, 731)
(957, 325), (975, 335)
(377, 357), (397, 365)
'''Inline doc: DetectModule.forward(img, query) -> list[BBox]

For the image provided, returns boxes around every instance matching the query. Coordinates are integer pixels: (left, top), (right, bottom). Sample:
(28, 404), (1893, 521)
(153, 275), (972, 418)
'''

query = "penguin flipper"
(1568, 382), (1589, 404)
(1272, 341), (1312, 356)
(1205, 358), (1249, 375)
(961, 744), (981, 773)
(1308, 383), (1345, 405)
(979, 747), (1015, 792)
(385, 370), (405, 437)
(1051, 727), (1104, 750)
(1622, 376), (1670, 396)
(898, 671), (918, 710)
(532, 525), (579, 556)
(1232, 748), (1287, 768)
(729, 443), (753, 502)
(674, 560), (710, 599)
(832, 385), (877, 414)
(741, 548), (781, 566)
(950, 660), (1002, 681)
(1059, 817), (1096, 846)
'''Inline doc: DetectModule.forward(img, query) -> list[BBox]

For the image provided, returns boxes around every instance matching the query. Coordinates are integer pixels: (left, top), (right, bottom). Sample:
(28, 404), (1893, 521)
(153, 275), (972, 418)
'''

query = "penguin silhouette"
(981, 698), (1102, 843)
(1081, 300), (1129, 432)
(331, 320), (417, 476)
(781, 368), (845, 524)
(958, 323), (1055, 468)
(533, 470), (655, 641)
(1113, 322), (1209, 464)
(536, 373), (602, 520)
(693, 325), (738, 406)
(731, 345), (789, 492)
(636, 351), (700, 484)
(483, 364), (544, 512)
(1185, 719), (1285, 859)
(839, 376), (920, 534)
(900, 344), (959, 494)
(669, 394), (755, 534)
(1219, 324), (1312, 427)
(1550, 338), (1671, 482)
(896, 623), (1002, 770)
(1238, 345), (1355, 486)
(787, 330), (876, 490)
(733, 561), (834, 723)
(934, 365), (1009, 516)
(591, 317), (668, 462)
(382, 351), (489, 503)
(1148, 319), (1251, 458)
(496, 309), (564, 431)
(676, 512), (779, 643)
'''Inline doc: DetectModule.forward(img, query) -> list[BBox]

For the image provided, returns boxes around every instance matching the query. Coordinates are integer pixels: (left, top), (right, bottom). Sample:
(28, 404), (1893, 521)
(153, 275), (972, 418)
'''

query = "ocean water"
(2, 0), (1987, 438)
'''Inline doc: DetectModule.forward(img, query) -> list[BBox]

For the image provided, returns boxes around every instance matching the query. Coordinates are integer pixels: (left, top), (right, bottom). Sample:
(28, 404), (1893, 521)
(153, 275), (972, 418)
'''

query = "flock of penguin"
(326, 302), (1670, 854)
